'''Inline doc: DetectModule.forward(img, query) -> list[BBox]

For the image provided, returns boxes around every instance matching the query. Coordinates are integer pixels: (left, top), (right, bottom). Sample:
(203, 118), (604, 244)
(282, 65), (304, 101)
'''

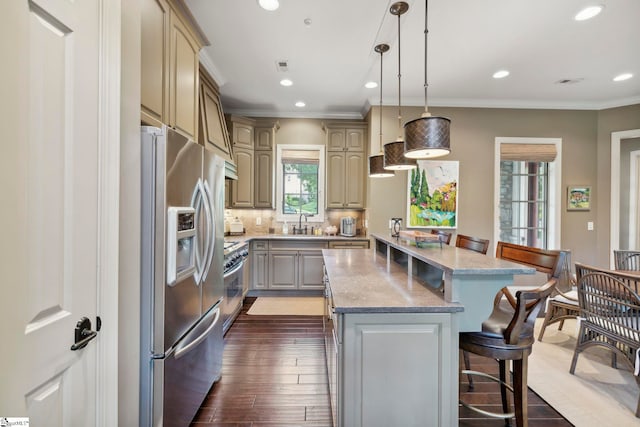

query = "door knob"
(70, 316), (99, 351)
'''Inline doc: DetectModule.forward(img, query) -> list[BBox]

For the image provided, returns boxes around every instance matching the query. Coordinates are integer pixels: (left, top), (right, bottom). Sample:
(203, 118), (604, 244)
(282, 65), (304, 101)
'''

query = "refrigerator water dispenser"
(167, 206), (197, 285)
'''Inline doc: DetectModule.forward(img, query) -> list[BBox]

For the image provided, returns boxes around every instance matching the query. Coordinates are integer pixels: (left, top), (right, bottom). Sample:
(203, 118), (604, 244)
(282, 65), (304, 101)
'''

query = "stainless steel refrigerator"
(140, 126), (224, 427)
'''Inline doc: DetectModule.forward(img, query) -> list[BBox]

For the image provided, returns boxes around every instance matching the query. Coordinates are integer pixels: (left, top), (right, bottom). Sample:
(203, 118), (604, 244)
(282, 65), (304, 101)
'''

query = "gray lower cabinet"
(251, 250), (268, 289)
(250, 239), (328, 291)
(269, 251), (298, 289)
(326, 309), (457, 427)
(269, 250), (325, 290)
(298, 252), (325, 289)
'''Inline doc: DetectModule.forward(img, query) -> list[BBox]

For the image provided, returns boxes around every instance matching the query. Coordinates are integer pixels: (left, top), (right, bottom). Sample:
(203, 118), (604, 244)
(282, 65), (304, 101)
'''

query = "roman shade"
(500, 143), (557, 163)
(282, 149), (320, 165)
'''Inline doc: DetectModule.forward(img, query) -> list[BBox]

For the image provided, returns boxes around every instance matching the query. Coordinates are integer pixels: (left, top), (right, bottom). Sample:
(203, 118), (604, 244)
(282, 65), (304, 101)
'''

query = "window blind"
(500, 143), (557, 163)
(282, 149), (320, 165)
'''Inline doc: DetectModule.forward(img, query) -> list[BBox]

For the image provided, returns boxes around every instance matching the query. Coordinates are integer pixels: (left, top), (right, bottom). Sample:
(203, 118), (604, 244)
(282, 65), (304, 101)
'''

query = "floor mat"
(246, 296), (325, 316)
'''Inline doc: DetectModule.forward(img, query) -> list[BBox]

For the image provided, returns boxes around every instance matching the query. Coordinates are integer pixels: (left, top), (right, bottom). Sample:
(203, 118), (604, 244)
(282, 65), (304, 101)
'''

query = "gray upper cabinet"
(140, 0), (169, 128)
(226, 117), (278, 208)
(231, 147), (254, 208)
(254, 126), (275, 151)
(254, 150), (273, 208)
(141, 0), (205, 141)
(228, 116), (254, 149)
(226, 116), (256, 208)
(253, 122), (278, 208)
(325, 123), (366, 209)
(327, 127), (365, 152)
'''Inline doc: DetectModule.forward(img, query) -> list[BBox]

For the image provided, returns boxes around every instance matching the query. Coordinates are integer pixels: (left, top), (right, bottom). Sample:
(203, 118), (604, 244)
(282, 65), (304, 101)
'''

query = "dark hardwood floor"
(191, 298), (573, 426)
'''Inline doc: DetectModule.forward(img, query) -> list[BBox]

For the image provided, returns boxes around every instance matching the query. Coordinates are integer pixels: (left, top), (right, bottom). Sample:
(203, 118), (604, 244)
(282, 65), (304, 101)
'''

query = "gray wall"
(367, 104), (640, 267)
(620, 137), (640, 249)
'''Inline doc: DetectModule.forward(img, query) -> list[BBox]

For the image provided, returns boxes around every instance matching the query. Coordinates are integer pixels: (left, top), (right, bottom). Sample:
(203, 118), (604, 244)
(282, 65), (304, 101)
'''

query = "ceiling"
(185, 0), (640, 119)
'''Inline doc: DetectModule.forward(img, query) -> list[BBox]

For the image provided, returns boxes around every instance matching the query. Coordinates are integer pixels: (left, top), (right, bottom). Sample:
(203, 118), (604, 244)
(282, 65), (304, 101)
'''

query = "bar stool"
(459, 279), (557, 427)
(430, 229), (452, 244)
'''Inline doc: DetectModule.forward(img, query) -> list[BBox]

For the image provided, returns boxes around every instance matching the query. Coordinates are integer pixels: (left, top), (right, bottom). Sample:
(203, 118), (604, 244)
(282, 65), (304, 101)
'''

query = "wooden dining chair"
(571, 263), (640, 417)
(460, 278), (557, 426)
(455, 234), (490, 255)
(614, 250), (640, 271)
(430, 229), (452, 245)
(536, 250), (577, 342)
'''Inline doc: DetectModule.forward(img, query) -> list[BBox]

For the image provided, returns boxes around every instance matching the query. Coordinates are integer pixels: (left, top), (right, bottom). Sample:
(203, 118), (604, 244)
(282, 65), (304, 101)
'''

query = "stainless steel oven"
(222, 242), (248, 334)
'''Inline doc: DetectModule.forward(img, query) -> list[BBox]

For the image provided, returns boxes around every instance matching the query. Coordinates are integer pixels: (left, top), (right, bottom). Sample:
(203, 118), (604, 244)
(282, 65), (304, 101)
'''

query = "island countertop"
(322, 248), (463, 314)
(371, 233), (536, 276)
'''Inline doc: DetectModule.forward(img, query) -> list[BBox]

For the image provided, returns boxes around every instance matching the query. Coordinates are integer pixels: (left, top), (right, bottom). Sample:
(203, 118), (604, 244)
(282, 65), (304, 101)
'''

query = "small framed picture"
(567, 186), (591, 211)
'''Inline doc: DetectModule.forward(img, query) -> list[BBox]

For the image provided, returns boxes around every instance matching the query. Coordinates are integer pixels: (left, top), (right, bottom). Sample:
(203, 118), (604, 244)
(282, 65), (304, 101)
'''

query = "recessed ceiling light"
(574, 5), (603, 21)
(365, 81), (378, 89)
(613, 73), (633, 82)
(492, 70), (510, 79)
(280, 79), (293, 87)
(295, 101), (306, 108)
(258, 0), (279, 12)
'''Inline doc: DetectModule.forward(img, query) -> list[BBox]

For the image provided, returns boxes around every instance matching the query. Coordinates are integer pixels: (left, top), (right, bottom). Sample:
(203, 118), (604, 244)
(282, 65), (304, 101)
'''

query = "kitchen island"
(322, 248), (463, 427)
(322, 237), (537, 427)
(371, 233), (536, 332)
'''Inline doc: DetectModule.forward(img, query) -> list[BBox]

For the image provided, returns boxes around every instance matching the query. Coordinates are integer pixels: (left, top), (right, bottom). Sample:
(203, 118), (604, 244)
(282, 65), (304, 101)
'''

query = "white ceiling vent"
(276, 60), (289, 72)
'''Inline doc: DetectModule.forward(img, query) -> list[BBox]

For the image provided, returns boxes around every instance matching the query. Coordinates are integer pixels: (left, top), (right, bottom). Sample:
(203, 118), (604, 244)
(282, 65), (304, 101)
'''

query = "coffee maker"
(340, 217), (356, 237)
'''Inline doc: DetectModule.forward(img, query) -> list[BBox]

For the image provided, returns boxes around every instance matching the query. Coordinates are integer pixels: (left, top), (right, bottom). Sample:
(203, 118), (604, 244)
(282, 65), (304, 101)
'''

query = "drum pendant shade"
(369, 43), (395, 177)
(403, 0), (451, 159)
(383, 2), (416, 171)
(369, 154), (394, 177)
(384, 141), (416, 170)
(404, 116), (451, 158)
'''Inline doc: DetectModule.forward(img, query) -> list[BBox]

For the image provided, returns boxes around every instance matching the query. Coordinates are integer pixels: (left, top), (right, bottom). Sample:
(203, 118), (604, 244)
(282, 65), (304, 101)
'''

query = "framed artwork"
(567, 185), (591, 211)
(406, 160), (459, 228)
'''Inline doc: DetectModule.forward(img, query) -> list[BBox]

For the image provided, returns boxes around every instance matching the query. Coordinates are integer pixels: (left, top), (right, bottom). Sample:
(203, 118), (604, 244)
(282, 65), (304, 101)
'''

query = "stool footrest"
(459, 370), (515, 420)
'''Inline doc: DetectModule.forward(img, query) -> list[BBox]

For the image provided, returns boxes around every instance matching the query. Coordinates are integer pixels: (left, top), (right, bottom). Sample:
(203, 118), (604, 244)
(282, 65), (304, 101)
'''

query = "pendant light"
(369, 44), (395, 178)
(404, 0), (451, 159)
(384, 1), (417, 171)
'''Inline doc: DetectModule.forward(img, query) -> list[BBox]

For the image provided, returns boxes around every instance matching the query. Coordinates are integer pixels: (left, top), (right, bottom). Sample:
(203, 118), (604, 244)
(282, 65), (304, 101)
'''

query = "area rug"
(247, 297), (325, 316)
(529, 318), (639, 426)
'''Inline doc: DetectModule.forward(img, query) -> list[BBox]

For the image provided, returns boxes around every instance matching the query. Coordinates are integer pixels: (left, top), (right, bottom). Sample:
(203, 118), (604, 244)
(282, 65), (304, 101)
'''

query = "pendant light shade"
(383, 2), (417, 171)
(403, 0), (451, 159)
(369, 43), (395, 178)
(404, 116), (451, 158)
(369, 154), (394, 176)
(384, 141), (416, 170)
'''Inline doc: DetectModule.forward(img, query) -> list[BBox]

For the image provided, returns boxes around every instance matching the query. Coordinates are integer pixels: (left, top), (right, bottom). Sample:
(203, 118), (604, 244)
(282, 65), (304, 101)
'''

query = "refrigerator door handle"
(201, 179), (215, 283)
(191, 178), (210, 285)
(173, 306), (221, 360)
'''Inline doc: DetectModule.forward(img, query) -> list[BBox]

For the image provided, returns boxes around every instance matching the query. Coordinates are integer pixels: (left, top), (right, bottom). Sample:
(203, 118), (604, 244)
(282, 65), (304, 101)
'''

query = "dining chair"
(455, 234), (490, 255)
(430, 229), (452, 245)
(614, 250), (640, 271)
(537, 250), (577, 342)
(459, 278), (557, 427)
(570, 263), (640, 417)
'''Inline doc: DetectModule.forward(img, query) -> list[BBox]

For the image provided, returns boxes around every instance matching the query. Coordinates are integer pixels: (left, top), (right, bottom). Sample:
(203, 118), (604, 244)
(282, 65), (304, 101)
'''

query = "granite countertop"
(371, 233), (536, 276)
(225, 233), (370, 245)
(322, 248), (463, 314)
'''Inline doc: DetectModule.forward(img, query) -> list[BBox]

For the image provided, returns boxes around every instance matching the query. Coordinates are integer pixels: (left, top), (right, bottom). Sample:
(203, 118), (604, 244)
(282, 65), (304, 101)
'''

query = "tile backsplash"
(225, 209), (366, 236)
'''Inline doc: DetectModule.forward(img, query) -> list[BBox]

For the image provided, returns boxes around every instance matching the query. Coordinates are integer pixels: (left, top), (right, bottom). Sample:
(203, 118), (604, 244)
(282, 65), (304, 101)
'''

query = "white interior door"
(0, 0), (102, 424)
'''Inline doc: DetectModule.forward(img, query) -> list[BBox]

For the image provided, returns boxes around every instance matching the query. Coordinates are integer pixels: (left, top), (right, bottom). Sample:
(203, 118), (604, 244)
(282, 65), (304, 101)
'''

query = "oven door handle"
(224, 259), (245, 279)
